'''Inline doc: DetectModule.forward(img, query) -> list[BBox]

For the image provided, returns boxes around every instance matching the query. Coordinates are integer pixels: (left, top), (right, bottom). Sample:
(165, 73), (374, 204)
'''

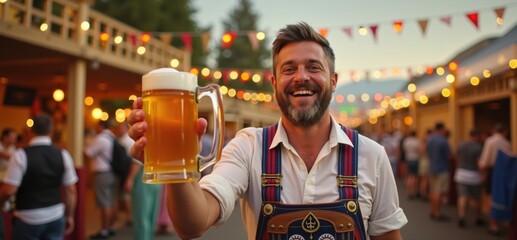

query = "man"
(454, 129), (484, 228)
(128, 22), (407, 240)
(0, 113), (78, 239)
(112, 122), (133, 227)
(85, 121), (118, 239)
(402, 131), (421, 199)
(426, 122), (452, 221)
(479, 123), (511, 235)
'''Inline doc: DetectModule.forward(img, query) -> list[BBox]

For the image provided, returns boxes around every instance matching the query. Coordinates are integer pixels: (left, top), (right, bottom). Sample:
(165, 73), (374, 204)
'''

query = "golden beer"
(141, 68), (224, 184)
(142, 89), (199, 183)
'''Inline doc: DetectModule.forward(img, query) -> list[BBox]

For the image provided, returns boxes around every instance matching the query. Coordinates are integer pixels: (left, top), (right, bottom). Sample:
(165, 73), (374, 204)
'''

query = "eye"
(307, 65), (322, 72)
(281, 66), (295, 74)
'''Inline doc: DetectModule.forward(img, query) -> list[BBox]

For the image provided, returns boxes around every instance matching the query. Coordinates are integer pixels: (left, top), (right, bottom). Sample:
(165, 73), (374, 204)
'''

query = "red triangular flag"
(440, 16), (452, 27)
(343, 27), (353, 39)
(221, 32), (237, 49)
(393, 20), (403, 34)
(180, 33), (192, 52)
(417, 19), (429, 36)
(129, 34), (137, 47)
(466, 12), (479, 30)
(369, 25), (378, 42)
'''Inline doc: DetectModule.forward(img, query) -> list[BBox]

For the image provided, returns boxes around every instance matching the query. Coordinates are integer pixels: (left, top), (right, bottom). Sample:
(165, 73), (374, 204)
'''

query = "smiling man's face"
(272, 41), (337, 127)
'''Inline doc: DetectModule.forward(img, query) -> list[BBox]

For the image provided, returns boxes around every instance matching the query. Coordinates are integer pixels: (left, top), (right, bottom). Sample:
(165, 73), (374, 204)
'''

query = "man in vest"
(0, 113), (78, 239)
(128, 22), (407, 239)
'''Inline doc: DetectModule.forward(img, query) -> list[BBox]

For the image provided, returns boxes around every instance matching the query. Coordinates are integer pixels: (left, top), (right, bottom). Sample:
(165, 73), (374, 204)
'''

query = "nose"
(294, 66), (310, 82)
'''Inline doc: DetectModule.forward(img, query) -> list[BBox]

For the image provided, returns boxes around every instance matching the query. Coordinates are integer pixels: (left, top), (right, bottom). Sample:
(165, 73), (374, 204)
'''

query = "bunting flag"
(440, 16), (452, 27)
(159, 33), (172, 46)
(96, 4), (514, 53)
(141, 32), (152, 45)
(319, 28), (329, 38)
(466, 12), (480, 30)
(247, 31), (259, 51)
(369, 25), (378, 42)
(343, 27), (353, 39)
(180, 33), (193, 52)
(201, 32), (211, 53)
(494, 7), (505, 24)
(221, 32), (237, 49)
(417, 19), (429, 36)
(128, 34), (137, 47)
(393, 20), (404, 34)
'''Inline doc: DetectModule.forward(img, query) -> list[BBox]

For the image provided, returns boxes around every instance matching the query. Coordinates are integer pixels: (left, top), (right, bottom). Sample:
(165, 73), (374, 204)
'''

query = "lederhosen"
(256, 125), (367, 240)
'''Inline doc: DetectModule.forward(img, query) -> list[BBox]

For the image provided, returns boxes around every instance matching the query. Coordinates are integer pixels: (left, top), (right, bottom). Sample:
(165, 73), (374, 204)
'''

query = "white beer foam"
(142, 68), (197, 92)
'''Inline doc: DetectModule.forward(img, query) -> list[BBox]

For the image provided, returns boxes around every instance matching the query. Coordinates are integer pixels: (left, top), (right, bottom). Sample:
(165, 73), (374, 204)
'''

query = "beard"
(275, 82), (332, 127)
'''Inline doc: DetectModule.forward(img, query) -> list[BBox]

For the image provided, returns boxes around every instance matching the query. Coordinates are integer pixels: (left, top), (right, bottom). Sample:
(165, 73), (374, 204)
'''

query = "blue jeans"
(12, 216), (65, 240)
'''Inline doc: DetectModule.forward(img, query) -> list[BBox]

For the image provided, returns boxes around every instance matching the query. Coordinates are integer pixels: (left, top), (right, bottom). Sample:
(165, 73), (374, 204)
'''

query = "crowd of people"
(377, 121), (516, 237)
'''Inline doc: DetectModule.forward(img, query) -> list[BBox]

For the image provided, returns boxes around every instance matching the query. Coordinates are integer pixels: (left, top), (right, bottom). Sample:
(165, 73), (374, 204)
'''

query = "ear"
(271, 74), (277, 89)
(331, 72), (338, 92)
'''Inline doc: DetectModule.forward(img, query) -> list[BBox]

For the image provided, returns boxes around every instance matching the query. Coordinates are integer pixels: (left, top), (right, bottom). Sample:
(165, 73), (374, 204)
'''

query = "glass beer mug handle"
(196, 84), (225, 172)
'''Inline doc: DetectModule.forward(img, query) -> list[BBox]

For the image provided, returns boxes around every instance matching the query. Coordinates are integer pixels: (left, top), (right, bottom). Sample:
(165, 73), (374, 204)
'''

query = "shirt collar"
(269, 115), (354, 150)
(28, 136), (53, 146)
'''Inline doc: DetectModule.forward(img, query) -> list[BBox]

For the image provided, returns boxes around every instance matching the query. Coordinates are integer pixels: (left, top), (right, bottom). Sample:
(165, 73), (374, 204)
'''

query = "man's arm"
(63, 184), (77, 235)
(0, 183), (17, 207)
(163, 182), (221, 239)
(371, 230), (403, 240)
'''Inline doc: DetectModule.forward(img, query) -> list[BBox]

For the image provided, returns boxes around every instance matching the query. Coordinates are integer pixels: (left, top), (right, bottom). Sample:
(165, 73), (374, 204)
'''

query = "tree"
(92, 0), (209, 68)
(215, 0), (272, 92)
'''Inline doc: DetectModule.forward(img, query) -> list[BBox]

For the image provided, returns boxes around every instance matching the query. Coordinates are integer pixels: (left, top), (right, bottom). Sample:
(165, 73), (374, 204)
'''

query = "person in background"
(426, 122), (453, 221)
(478, 123), (511, 236)
(156, 186), (174, 235)
(418, 129), (432, 201)
(85, 121), (118, 239)
(113, 122), (133, 227)
(121, 122), (161, 240)
(0, 113), (78, 239)
(128, 22), (407, 240)
(454, 129), (484, 228)
(0, 128), (17, 177)
(0, 127), (18, 239)
(380, 131), (399, 177)
(403, 130), (421, 199)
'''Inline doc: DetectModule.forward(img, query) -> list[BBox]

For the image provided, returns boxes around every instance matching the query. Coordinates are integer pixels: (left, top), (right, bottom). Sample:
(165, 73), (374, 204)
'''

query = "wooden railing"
(0, 0), (188, 71)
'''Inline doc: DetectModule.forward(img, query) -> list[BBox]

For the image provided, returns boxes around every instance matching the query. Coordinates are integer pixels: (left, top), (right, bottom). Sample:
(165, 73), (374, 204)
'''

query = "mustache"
(284, 82), (321, 94)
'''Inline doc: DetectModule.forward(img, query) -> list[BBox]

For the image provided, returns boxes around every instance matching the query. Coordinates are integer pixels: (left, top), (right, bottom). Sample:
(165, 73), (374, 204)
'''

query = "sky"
(192, 0), (517, 86)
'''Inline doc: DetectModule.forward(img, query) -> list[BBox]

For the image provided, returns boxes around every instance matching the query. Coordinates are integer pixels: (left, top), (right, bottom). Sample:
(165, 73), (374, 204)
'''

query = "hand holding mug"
(132, 68), (224, 184)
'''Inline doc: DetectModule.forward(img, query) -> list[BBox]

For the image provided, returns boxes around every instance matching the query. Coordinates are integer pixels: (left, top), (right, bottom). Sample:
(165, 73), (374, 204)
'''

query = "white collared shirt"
(200, 116), (407, 239)
(84, 129), (114, 172)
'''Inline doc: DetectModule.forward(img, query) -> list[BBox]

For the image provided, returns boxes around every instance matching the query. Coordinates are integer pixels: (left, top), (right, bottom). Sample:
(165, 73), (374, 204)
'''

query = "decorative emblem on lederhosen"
(256, 124), (367, 240)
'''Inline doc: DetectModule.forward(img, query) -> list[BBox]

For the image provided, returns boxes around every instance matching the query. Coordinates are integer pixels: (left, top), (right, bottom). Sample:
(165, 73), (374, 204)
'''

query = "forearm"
(166, 183), (220, 239)
(64, 185), (77, 218)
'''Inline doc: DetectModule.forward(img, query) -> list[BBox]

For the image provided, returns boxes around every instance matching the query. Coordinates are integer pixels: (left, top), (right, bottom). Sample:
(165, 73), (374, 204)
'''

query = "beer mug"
(141, 68), (224, 183)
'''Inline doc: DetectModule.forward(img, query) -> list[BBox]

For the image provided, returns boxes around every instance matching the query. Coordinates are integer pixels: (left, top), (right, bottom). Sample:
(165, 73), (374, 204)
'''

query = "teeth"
(293, 90), (314, 96)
